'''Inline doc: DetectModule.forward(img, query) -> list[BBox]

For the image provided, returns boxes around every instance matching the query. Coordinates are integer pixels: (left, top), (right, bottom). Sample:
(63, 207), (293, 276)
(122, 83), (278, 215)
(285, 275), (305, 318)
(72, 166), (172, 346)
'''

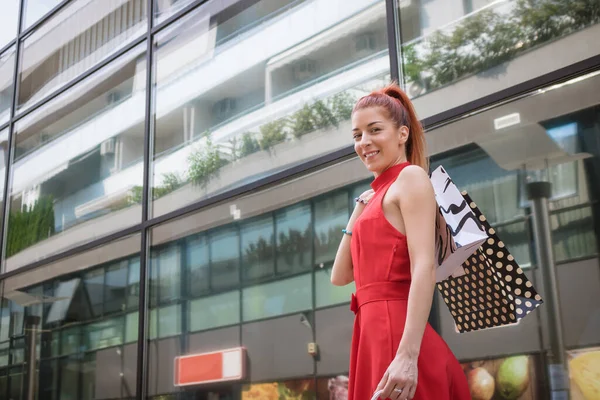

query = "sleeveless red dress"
(347, 162), (471, 400)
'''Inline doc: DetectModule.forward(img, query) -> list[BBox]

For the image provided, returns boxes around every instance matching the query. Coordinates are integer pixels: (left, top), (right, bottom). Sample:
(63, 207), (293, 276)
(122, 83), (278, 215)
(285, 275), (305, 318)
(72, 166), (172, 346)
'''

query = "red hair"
(352, 82), (429, 172)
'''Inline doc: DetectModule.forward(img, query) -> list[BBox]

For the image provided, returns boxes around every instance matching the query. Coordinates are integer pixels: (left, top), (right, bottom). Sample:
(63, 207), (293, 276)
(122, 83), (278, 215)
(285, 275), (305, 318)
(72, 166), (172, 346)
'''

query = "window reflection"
(7, 44), (146, 269)
(0, 0), (19, 49)
(210, 227), (240, 291)
(241, 215), (275, 283)
(22, 0), (62, 30)
(275, 203), (312, 275)
(400, 1), (600, 117)
(0, 236), (140, 400)
(186, 234), (210, 296)
(189, 291), (240, 332)
(0, 48), (15, 126)
(19, 0), (147, 111)
(150, 0), (390, 217)
(242, 273), (312, 321)
(314, 192), (349, 266)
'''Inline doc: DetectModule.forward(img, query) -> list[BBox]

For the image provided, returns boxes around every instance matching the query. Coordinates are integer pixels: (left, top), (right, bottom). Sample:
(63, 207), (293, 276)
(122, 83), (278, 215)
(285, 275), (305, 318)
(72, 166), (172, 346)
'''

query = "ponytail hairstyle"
(352, 82), (429, 172)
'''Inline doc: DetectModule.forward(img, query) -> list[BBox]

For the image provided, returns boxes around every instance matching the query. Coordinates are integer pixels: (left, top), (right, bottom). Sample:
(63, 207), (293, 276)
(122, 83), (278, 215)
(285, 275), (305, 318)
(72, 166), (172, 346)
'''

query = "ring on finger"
(394, 388), (403, 394)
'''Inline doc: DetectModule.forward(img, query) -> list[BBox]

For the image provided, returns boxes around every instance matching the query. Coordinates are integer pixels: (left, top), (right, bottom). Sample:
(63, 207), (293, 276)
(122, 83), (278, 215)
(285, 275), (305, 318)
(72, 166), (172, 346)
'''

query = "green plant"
(238, 132), (261, 157)
(329, 92), (356, 122)
(187, 137), (228, 187)
(128, 186), (144, 204)
(311, 99), (338, 130)
(6, 196), (55, 257)
(126, 173), (184, 205)
(290, 104), (316, 138)
(259, 120), (287, 150)
(403, 0), (600, 91)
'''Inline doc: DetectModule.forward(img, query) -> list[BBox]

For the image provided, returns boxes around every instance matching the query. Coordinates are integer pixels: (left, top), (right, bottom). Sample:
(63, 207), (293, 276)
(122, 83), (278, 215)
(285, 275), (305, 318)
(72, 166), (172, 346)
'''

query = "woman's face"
(351, 106), (408, 176)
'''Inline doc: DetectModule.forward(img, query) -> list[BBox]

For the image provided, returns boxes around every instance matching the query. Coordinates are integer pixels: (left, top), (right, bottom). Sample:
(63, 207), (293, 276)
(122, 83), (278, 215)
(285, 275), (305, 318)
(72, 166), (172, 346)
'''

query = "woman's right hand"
(354, 189), (375, 211)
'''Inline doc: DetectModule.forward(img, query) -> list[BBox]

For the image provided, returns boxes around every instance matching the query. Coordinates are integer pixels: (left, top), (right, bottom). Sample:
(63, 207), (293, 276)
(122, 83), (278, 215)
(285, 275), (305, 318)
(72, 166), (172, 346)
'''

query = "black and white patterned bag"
(431, 166), (543, 332)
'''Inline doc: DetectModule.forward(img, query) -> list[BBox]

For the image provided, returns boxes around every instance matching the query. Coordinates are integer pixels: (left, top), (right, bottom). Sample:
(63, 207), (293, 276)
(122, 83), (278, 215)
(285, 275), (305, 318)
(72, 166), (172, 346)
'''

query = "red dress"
(348, 162), (470, 400)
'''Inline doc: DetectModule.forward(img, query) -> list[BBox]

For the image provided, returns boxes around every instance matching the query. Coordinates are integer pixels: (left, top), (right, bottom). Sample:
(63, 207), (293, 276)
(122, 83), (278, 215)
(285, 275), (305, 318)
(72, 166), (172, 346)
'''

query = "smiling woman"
(332, 83), (470, 400)
(351, 84), (428, 173)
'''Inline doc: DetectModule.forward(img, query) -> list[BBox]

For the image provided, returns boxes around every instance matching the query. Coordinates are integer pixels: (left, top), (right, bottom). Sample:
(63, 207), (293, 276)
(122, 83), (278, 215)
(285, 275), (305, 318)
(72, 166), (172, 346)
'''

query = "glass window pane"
(149, 244), (181, 306)
(186, 234), (210, 296)
(316, 264), (355, 308)
(7, 44), (146, 270)
(19, 0), (147, 111)
(81, 353), (95, 400)
(158, 304), (181, 338)
(59, 357), (79, 400)
(0, 343), (8, 367)
(84, 268), (104, 317)
(60, 327), (80, 356)
(39, 359), (58, 400)
(0, 374), (5, 399)
(9, 369), (23, 400)
(104, 261), (128, 314)
(314, 191), (349, 266)
(189, 291), (240, 332)
(0, 129), (8, 233)
(495, 221), (530, 268)
(400, 0), (600, 119)
(0, 47), (15, 126)
(151, 0), (390, 217)
(127, 258), (141, 310)
(241, 215), (275, 283)
(22, 0), (62, 30)
(242, 273), (312, 321)
(275, 203), (312, 276)
(552, 205), (598, 263)
(431, 147), (524, 224)
(0, 0), (19, 49)
(0, 234), (140, 400)
(209, 227), (240, 291)
(125, 311), (138, 343)
(85, 317), (124, 351)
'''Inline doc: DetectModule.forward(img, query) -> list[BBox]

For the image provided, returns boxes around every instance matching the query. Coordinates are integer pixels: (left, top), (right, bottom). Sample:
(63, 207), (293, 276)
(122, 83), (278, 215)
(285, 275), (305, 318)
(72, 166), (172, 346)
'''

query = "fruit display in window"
(467, 367), (495, 400)
(568, 348), (600, 400)
(496, 356), (530, 399)
(241, 379), (315, 400)
(461, 354), (537, 400)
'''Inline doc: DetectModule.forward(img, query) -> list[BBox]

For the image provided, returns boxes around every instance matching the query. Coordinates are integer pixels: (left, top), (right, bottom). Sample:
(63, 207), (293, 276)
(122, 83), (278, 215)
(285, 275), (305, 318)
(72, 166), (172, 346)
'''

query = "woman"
(331, 83), (470, 400)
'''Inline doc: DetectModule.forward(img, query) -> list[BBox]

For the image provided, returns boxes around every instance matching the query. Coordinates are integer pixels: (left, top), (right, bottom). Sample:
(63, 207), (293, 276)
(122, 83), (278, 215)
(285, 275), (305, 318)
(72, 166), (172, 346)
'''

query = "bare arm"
(396, 166), (437, 357)
(377, 166), (436, 400)
(330, 189), (373, 286)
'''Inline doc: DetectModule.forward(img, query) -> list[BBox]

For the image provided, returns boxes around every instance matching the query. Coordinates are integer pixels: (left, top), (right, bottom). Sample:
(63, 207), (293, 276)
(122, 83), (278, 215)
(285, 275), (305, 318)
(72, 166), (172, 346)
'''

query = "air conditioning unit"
(212, 97), (237, 121)
(100, 138), (116, 155)
(354, 32), (377, 58)
(292, 59), (317, 82)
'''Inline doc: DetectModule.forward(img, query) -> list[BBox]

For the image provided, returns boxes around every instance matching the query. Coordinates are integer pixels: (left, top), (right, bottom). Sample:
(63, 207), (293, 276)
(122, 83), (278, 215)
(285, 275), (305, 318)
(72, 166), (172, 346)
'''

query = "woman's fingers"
(375, 370), (389, 393)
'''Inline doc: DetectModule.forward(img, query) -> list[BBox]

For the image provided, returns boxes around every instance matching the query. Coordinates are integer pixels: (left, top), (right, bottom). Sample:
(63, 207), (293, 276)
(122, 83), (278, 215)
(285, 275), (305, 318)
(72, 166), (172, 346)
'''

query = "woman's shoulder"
(396, 164), (430, 186)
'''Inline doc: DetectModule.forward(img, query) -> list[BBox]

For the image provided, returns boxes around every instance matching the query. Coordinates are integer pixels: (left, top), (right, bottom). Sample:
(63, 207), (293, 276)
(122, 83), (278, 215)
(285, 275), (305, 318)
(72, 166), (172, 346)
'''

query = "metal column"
(24, 315), (40, 400)
(526, 181), (569, 399)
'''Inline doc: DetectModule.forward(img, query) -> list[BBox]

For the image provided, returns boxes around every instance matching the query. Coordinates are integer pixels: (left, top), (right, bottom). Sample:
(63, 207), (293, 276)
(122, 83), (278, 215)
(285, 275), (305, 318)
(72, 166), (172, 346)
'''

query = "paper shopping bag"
(430, 166), (488, 282)
(437, 192), (543, 333)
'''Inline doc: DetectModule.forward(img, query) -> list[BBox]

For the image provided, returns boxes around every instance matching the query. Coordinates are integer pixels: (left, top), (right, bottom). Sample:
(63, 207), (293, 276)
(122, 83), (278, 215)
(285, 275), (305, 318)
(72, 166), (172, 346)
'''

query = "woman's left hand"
(375, 352), (418, 400)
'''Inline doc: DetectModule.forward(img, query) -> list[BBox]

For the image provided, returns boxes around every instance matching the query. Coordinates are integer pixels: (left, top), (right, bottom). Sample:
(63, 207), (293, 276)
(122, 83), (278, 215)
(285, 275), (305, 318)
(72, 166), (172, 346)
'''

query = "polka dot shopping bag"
(431, 166), (543, 333)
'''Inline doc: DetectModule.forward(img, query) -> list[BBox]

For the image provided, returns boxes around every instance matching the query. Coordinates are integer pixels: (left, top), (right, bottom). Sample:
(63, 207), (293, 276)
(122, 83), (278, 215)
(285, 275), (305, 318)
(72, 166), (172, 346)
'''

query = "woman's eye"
(371, 128), (380, 133)
(353, 134), (361, 140)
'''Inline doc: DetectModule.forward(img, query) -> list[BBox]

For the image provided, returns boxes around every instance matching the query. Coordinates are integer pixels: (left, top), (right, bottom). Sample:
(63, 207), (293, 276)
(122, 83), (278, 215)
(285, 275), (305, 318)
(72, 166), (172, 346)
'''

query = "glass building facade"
(0, 0), (599, 399)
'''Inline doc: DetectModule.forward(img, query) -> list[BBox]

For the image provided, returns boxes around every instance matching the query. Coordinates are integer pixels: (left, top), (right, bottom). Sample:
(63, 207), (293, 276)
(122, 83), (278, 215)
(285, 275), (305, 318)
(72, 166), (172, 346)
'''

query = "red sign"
(174, 347), (246, 387)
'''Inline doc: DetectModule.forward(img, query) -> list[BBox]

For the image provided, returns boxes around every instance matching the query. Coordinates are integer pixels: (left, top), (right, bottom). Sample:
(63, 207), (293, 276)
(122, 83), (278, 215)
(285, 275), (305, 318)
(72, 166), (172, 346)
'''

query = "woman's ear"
(398, 125), (409, 145)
